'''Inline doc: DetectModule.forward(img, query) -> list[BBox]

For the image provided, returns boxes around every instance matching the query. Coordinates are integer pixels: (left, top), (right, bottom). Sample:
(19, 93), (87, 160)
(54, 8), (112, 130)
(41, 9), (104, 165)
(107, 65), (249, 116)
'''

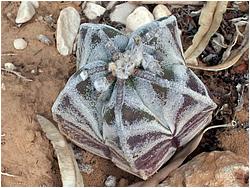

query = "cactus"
(52, 16), (217, 180)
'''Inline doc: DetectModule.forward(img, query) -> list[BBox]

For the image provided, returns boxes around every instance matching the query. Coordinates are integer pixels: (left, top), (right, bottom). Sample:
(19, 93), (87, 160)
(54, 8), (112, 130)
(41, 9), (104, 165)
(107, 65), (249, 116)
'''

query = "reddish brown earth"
(1, 1), (248, 187)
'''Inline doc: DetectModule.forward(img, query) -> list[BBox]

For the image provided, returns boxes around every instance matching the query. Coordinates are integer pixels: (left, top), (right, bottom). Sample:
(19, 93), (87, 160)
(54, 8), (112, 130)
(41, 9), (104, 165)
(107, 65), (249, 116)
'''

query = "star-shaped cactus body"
(52, 16), (217, 180)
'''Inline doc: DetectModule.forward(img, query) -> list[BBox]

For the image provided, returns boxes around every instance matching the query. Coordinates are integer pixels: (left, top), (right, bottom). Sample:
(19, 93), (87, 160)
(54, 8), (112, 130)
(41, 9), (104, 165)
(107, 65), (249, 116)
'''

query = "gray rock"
(37, 34), (52, 45)
(110, 2), (137, 25)
(83, 2), (106, 20)
(56, 7), (80, 56)
(15, 1), (36, 24)
(13, 38), (27, 50)
(126, 6), (154, 31)
(105, 175), (117, 187)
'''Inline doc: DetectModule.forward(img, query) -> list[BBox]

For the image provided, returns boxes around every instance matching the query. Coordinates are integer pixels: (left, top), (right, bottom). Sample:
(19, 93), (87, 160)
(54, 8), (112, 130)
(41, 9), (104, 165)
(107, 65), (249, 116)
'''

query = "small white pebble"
(56, 7), (80, 56)
(153, 4), (171, 19)
(105, 175), (117, 187)
(4, 63), (16, 71)
(80, 70), (88, 81)
(94, 77), (110, 92)
(110, 2), (137, 25)
(83, 2), (106, 20)
(7, 12), (12, 18)
(31, 69), (36, 74)
(1, 83), (6, 91)
(13, 38), (27, 50)
(126, 6), (154, 31)
(15, 1), (36, 24)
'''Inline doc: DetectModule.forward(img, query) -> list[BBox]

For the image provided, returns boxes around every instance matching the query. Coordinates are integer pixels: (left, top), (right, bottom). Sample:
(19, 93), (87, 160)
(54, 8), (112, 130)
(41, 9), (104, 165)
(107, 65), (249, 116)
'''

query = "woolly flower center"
(108, 45), (144, 80)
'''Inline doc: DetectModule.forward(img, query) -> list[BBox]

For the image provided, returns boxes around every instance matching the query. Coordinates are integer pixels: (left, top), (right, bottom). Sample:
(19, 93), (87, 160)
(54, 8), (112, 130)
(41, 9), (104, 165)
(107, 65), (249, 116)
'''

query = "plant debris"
(184, 2), (228, 65)
(1, 68), (33, 82)
(36, 115), (84, 187)
(182, 1), (249, 71)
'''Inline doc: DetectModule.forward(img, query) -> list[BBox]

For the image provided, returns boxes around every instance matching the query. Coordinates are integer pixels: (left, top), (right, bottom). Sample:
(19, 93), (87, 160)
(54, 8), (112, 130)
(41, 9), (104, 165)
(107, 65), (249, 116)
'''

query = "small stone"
(105, 175), (117, 187)
(15, 1), (36, 24)
(30, 1), (39, 8)
(31, 69), (36, 74)
(160, 151), (249, 187)
(126, 6), (154, 31)
(110, 2), (137, 25)
(13, 38), (28, 50)
(153, 4), (171, 19)
(83, 2), (106, 20)
(1, 83), (6, 91)
(79, 70), (88, 81)
(44, 15), (54, 24)
(37, 34), (52, 45)
(4, 63), (16, 71)
(56, 7), (80, 56)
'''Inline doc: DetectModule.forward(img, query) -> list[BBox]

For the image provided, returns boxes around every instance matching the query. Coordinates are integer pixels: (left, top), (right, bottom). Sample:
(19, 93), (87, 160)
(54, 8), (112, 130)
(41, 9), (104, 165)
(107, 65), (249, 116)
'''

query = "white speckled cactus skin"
(52, 16), (217, 180)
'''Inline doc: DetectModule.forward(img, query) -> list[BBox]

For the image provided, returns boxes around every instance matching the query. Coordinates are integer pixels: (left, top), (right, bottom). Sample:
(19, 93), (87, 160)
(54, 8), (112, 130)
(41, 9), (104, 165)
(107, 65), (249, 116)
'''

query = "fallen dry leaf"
(187, 23), (249, 71)
(36, 115), (84, 187)
(184, 1), (228, 65)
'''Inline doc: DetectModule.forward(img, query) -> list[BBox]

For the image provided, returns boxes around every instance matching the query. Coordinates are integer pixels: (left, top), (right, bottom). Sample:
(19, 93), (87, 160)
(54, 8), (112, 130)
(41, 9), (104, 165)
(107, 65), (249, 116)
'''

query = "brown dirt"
(217, 128), (249, 160)
(1, 1), (249, 187)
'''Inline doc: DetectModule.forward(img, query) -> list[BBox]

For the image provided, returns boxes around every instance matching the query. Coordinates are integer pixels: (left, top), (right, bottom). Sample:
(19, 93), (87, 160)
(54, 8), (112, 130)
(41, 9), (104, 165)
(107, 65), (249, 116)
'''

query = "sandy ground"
(1, 1), (248, 187)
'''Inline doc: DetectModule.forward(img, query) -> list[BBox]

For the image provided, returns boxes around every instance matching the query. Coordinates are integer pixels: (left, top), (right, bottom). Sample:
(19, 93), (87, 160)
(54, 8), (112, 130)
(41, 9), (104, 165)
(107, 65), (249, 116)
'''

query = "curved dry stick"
(1, 68), (33, 82)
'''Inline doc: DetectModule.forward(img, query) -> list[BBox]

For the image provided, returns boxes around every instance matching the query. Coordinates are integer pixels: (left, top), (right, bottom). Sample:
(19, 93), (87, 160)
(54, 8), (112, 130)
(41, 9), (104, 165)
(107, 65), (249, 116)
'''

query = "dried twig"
(1, 68), (33, 82)
(1, 53), (17, 56)
(1, 172), (18, 177)
(33, 48), (43, 56)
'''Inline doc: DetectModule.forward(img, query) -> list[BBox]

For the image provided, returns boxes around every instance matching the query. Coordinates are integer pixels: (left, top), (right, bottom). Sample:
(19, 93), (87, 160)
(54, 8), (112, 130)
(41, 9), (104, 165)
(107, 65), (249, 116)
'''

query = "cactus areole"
(52, 16), (217, 180)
